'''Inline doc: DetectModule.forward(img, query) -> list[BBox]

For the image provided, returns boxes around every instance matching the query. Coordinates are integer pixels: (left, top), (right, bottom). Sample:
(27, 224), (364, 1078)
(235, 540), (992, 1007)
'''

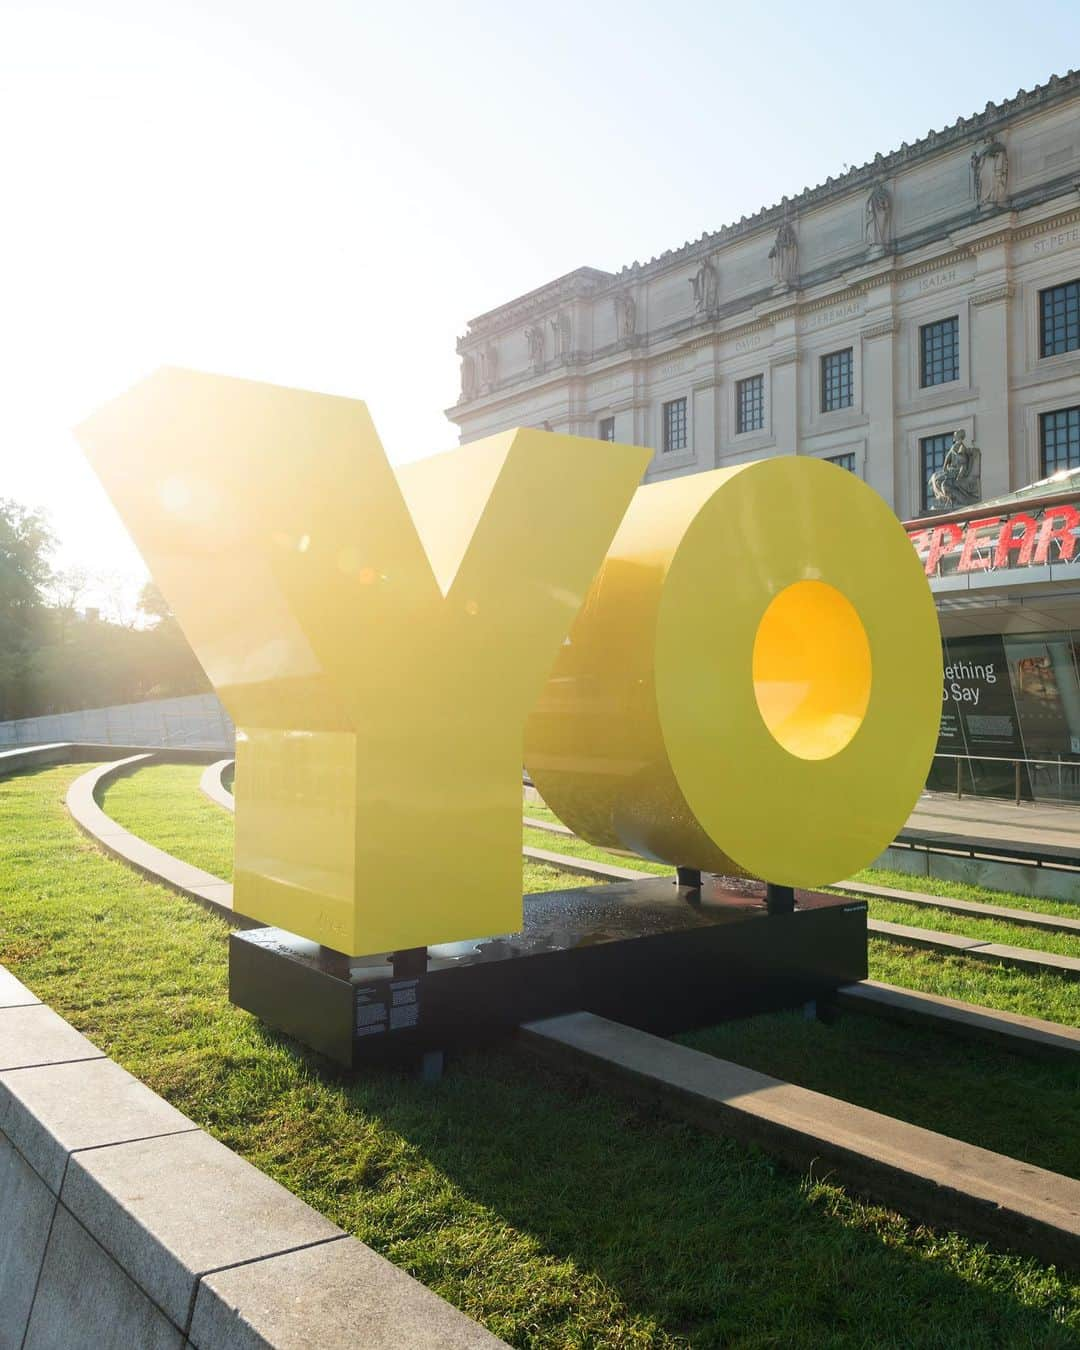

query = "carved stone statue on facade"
(928, 430), (982, 510)
(972, 139), (1009, 208)
(768, 221), (798, 287)
(550, 311), (573, 360)
(865, 183), (892, 249)
(460, 353), (477, 401)
(479, 343), (498, 390)
(689, 255), (720, 314)
(614, 290), (637, 339)
(525, 324), (546, 373)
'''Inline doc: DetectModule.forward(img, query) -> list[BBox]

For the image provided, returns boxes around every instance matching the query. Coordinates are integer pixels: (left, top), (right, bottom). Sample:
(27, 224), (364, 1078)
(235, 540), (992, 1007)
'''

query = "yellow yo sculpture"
(79, 369), (941, 964)
(77, 369), (649, 954)
(523, 456), (941, 887)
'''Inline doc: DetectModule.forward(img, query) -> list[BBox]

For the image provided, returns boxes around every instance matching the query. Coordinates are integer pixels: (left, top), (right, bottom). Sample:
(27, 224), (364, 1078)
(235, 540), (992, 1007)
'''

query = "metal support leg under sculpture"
(766, 883), (795, 914)
(392, 947), (428, 979)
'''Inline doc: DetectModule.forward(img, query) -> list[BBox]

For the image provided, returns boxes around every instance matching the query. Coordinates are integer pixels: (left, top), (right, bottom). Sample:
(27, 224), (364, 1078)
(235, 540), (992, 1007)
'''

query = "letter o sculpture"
(524, 456), (941, 886)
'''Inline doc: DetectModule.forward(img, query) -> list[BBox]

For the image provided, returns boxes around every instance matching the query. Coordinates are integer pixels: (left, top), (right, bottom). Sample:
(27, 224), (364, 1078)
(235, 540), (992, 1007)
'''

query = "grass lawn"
(105, 762), (235, 879)
(3, 763), (1080, 1344)
(864, 897), (1080, 959)
(866, 939), (1080, 1026)
(848, 864), (1080, 923)
(522, 825), (672, 877)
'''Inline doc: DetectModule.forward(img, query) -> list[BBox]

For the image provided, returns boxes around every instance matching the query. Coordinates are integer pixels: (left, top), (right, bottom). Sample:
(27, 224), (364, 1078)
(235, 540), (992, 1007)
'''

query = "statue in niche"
(614, 290), (637, 339)
(689, 255), (720, 314)
(479, 343), (498, 389)
(928, 430), (982, 510)
(768, 221), (798, 287)
(525, 324), (546, 372)
(865, 183), (892, 249)
(460, 353), (477, 400)
(972, 139), (1009, 208)
(550, 311), (572, 359)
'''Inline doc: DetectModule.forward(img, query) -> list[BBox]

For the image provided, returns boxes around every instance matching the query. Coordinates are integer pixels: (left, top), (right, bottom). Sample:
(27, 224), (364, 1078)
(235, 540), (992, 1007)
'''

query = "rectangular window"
(821, 348), (853, 412)
(598, 416), (615, 442)
(662, 397), (687, 453)
(826, 452), (856, 473)
(920, 433), (952, 512)
(1040, 280), (1080, 358)
(736, 375), (764, 434)
(920, 316), (959, 387)
(1040, 406), (1080, 475)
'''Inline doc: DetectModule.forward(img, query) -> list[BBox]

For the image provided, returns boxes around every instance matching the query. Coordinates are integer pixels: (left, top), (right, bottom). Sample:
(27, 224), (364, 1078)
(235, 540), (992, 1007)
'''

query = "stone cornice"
(608, 72), (1080, 282)
(971, 283), (1014, 306)
(862, 319), (900, 339)
(895, 250), (973, 281)
(459, 267), (613, 346)
(447, 196), (1080, 416)
(1014, 205), (1080, 240)
(459, 73), (1080, 351)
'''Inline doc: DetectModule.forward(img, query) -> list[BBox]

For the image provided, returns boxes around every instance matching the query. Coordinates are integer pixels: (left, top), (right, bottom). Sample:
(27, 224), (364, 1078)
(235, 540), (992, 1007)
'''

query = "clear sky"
(3, 0), (1080, 613)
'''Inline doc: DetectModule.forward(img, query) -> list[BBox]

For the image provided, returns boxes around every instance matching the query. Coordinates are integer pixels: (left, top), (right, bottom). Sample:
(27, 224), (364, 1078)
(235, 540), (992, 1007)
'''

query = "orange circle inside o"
(752, 580), (872, 761)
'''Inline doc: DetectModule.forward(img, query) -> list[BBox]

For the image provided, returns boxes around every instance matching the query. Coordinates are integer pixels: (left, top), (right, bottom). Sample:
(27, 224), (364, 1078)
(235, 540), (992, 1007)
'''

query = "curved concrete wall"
(199, 759), (235, 813)
(65, 757), (237, 922)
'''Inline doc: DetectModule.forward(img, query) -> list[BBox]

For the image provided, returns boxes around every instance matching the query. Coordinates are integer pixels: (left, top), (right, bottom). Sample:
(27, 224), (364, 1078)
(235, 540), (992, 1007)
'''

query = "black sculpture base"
(229, 877), (868, 1069)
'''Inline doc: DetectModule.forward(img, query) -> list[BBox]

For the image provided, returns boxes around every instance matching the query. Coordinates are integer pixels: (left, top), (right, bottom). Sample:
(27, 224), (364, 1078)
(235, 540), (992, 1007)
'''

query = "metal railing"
(930, 751), (1080, 805)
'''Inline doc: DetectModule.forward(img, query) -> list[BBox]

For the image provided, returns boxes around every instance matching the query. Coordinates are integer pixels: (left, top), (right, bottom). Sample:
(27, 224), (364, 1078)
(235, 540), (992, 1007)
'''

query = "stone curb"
(0, 964), (506, 1348)
(520, 1010), (1080, 1272)
(837, 979), (1080, 1061)
(522, 814), (574, 837)
(523, 844), (654, 883)
(868, 918), (1080, 979)
(200, 759), (235, 814)
(837, 878), (1080, 935)
(0, 743), (78, 776)
(0, 742), (221, 780)
(65, 755), (240, 922)
(0, 966), (40, 1008)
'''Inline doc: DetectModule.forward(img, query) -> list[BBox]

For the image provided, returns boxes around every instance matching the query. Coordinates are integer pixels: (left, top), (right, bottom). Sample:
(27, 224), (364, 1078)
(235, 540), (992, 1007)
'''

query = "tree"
(135, 579), (210, 699)
(0, 499), (55, 720)
(0, 502), (210, 721)
(137, 581), (172, 624)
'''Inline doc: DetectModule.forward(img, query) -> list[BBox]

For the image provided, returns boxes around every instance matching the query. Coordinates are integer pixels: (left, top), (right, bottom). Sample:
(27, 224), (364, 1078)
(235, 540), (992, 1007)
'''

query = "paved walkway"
(908, 792), (1079, 853)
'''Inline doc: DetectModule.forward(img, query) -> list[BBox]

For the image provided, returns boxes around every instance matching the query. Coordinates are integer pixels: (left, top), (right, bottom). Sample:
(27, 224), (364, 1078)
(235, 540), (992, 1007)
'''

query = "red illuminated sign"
(908, 501), (1080, 578)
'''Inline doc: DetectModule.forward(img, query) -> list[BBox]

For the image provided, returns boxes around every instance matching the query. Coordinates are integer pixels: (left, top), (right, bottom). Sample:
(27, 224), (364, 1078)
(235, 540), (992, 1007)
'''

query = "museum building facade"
(448, 72), (1080, 799)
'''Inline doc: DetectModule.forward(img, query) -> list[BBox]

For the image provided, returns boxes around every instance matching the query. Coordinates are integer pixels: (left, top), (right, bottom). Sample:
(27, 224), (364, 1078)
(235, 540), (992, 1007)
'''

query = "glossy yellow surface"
(524, 456), (941, 886)
(78, 369), (649, 953)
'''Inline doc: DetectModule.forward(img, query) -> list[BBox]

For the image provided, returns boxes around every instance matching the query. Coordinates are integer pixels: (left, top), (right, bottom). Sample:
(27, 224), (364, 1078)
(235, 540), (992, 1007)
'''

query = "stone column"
(969, 261), (1013, 498)
(860, 316), (899, 511)
(769, 349), (799, 454)
(692, 379), (721, 469)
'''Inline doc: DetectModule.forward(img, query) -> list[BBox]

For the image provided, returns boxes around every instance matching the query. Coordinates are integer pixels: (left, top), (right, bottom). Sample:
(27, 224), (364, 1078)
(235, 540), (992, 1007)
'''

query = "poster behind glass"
(939, 635), (1030, 798)
(1003, 632), (1080, 802)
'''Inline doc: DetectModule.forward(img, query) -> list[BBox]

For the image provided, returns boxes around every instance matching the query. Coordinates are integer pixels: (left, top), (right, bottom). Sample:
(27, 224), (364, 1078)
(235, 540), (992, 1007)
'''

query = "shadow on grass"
(682, 1008), (1080, 1180)
(243, 1020), (1080, 1350)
